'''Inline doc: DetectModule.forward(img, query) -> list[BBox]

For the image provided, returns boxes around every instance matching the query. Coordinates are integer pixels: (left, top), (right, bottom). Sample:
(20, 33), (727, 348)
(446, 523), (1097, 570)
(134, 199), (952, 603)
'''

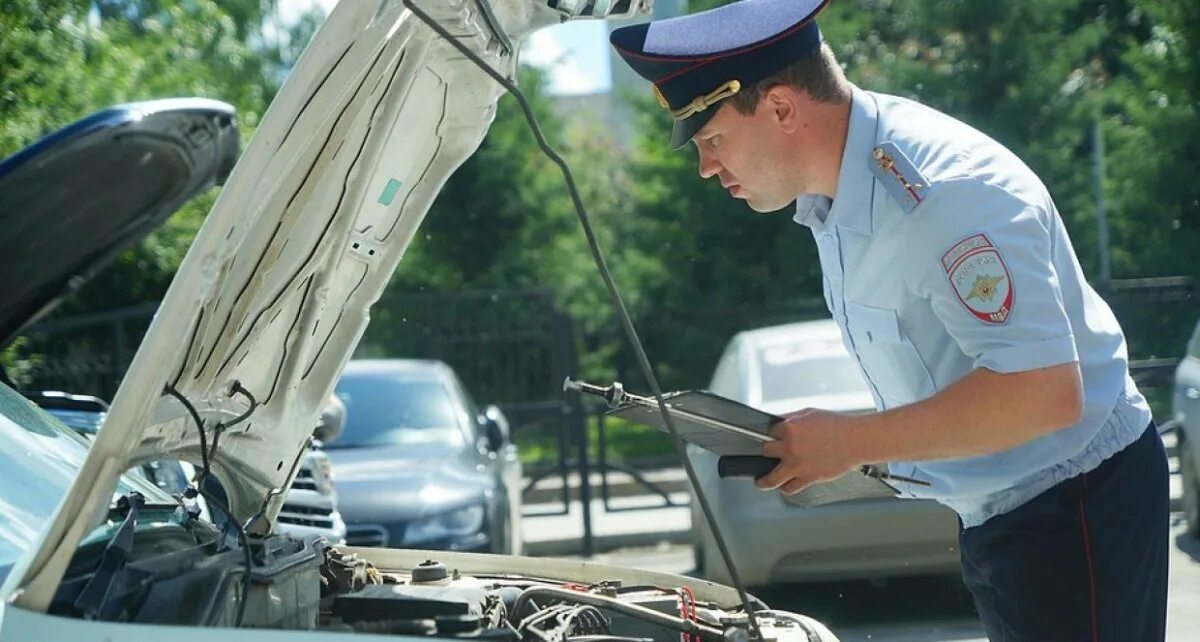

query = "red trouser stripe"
(1079, 474), (1099, 642)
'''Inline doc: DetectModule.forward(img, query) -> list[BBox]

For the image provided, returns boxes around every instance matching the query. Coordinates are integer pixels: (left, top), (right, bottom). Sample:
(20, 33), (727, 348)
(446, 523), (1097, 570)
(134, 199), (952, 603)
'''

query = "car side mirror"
(480, 404), (509, 453)
(314, 394), (346, 444)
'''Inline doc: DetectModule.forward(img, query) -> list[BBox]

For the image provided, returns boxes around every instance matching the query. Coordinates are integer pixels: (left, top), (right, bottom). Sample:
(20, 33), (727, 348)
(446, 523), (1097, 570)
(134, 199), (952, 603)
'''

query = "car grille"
(277, 502), (334, 529)
(345, 525), (389, 547)
(292, 466), (319, 491)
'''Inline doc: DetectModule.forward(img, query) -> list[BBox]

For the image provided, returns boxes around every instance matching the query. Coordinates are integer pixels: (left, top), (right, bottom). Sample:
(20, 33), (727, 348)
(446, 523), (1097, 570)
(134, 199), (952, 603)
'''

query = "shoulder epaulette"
(870, 141), (930, 213)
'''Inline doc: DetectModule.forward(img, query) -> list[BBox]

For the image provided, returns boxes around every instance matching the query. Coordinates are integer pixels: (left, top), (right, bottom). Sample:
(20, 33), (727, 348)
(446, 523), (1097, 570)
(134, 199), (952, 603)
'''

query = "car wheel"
(1181, 436), (1200, 538)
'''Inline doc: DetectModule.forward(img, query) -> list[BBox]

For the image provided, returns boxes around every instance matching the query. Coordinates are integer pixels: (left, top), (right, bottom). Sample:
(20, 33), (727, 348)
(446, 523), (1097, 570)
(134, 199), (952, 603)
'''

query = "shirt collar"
(793, 85), (880, 235)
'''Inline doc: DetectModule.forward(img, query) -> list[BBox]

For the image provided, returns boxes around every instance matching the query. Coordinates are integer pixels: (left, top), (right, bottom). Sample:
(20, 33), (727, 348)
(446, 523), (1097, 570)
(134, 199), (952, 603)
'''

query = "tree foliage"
(606, 0), (1200, 388)
(3, 0), (1198, 397)
(0, 0), (321, 313)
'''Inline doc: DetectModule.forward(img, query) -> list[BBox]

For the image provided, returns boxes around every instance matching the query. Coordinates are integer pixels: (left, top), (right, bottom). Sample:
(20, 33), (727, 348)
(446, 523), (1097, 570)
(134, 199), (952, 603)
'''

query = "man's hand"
(752, 365), (1084, 493)
(755, 408), (862, 495)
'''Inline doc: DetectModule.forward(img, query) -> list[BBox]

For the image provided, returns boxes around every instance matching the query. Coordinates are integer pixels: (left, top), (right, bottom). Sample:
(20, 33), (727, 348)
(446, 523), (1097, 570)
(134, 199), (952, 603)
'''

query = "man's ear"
(764, 85), (801, 134)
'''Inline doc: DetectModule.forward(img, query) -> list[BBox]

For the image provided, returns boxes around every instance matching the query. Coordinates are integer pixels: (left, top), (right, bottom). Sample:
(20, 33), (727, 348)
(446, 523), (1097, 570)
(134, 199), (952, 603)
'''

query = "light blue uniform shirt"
(795, 86), (1152, 527)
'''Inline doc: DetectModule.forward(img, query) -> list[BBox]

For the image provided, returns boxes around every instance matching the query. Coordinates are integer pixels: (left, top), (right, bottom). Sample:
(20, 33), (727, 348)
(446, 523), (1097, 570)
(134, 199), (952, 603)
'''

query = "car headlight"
(402, 505), (485, 545)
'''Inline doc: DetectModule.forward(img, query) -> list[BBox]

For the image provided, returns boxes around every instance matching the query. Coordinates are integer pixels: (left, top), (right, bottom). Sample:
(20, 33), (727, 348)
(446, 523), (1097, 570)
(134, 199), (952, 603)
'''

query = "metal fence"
(6, 278), (1198, 555)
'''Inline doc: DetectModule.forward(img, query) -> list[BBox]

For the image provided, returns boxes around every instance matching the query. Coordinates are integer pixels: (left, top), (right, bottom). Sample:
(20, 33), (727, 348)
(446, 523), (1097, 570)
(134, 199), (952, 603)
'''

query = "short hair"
(727, 42), (850, 114)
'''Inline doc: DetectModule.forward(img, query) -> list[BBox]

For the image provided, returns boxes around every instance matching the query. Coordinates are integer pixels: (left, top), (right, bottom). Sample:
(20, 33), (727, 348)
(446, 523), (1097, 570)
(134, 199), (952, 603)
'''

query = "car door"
(1175, 320), (1200, 461)
(447, 371), (521, 553)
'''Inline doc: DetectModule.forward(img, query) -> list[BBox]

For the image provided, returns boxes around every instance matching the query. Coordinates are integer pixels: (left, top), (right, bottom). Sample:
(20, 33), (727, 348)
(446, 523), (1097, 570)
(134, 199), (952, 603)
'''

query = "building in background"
(552, 0), (688, 149)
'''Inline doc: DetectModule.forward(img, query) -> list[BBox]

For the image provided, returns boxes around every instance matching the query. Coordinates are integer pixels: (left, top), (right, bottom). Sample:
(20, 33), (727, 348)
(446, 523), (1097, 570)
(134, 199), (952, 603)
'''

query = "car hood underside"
(9, 0), (611, 611)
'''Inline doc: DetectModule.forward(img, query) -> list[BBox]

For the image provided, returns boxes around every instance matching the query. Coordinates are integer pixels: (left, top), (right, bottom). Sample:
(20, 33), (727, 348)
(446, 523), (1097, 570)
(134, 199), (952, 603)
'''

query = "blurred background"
(2, 1), (1198, 639)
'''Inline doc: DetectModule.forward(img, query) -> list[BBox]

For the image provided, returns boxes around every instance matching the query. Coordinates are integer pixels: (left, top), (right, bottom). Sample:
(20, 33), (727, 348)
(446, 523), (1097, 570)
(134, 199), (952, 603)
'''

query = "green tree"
(1, 0), (323, 313)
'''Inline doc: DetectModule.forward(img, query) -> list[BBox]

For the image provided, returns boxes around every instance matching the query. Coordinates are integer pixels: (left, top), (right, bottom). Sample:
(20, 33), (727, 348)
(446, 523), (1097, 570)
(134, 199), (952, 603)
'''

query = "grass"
(516, 413), (677, 467)
(517, 382), (1181, 469)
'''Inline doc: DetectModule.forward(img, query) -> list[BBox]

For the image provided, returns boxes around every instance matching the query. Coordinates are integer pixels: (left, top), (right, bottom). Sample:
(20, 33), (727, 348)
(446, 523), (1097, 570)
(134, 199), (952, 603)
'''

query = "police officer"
(611, 1), (1169, 640)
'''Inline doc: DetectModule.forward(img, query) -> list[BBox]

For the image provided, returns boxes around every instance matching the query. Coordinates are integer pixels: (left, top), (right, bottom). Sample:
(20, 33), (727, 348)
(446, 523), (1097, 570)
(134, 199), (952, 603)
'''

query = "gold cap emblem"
(652, 84), (670, 109)
(653, 79), (742, 121)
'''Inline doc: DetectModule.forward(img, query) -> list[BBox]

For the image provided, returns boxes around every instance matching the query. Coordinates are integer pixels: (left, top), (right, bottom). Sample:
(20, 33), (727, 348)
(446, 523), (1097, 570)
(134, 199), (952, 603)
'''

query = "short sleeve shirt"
(794, 86), (1152, 527)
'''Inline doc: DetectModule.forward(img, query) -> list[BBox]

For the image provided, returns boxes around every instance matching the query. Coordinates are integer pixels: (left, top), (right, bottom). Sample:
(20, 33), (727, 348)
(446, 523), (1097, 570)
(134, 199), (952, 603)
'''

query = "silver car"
(691, 319), (961, 586)
(1172, 319), (1200, 537)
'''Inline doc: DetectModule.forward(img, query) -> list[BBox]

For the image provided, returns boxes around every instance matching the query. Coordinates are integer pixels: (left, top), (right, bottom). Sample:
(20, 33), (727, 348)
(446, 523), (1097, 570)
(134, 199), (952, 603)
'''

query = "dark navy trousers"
(958, 423), (1170, 642)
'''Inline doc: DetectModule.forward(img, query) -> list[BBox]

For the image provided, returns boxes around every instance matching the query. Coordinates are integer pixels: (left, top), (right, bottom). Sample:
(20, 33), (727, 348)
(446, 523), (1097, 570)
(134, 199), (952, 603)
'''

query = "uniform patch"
(942, 234), (1013, 325)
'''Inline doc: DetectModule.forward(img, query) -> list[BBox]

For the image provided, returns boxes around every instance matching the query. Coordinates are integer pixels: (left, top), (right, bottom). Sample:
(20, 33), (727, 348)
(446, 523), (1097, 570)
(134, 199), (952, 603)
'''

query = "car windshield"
(757, 340), (870, 403)
(0, 382), (174, 586)
(333, 375), (464, 448)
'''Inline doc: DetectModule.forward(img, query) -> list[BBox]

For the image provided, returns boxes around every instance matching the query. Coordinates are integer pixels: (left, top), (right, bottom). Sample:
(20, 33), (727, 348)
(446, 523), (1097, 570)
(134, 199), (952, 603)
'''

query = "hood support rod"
(398, 2), (765, 639)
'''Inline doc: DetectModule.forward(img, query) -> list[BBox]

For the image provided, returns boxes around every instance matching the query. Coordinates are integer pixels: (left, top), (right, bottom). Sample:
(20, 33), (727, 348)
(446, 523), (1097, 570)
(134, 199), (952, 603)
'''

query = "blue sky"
(279, 0), (613, 95)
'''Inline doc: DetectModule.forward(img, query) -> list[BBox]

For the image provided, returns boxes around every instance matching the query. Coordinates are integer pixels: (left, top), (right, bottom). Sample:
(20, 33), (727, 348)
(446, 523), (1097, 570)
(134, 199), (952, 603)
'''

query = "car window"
(334, 375), (465, 448)
(756, 340), (870, 403)
(449, 375), (484, 442)
(1188, 320), (1200, 359)
(710, 345), (742, 399)
(0, 382), (174, 586)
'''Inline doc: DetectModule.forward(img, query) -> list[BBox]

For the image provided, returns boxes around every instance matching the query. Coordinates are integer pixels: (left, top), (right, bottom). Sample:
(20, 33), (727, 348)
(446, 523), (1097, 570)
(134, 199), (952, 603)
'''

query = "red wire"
(678, 586), (699, 642)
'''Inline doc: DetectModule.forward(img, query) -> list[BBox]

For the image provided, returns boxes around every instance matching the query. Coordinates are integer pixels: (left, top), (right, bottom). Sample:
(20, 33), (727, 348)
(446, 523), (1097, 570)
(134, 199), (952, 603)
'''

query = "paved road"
(580, 515), (1200, 641)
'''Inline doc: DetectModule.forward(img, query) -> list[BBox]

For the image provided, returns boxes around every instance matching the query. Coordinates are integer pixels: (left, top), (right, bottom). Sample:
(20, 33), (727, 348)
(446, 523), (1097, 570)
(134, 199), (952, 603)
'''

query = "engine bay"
(48, 525), (833, 642)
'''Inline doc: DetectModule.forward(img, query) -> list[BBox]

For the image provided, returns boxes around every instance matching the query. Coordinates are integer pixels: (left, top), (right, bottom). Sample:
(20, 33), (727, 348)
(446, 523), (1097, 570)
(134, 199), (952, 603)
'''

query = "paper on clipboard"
(606, 389), (900, 506)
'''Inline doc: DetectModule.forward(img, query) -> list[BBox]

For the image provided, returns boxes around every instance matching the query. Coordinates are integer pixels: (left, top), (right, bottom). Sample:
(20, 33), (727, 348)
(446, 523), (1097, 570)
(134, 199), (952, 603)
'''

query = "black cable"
(205, 382), (259, 471)
(197, 487), (254, 628)
(225, 381), (257, 428)
(163, 384), (210, 485)
(397, 2), (764, 638)
(162, 383), (253, 628)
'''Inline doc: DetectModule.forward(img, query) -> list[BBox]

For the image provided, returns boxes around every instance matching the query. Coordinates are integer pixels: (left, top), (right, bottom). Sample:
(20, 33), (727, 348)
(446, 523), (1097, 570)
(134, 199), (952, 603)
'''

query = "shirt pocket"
(844, 301), (937, 407)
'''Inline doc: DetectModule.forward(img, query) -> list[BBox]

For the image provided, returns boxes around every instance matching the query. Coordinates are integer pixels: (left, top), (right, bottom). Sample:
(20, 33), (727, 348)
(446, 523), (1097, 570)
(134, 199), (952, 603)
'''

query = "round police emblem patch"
(941, 234), (1013, 325)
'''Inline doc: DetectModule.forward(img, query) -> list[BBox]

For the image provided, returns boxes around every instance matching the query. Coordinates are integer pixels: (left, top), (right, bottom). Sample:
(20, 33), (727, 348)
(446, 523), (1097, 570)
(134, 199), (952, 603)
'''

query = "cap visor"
(669, 108), (718, 149)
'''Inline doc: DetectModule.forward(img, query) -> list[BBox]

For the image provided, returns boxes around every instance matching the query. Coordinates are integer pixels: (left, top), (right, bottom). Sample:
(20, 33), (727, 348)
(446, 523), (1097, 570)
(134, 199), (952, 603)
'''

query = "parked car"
(27, 389), (346, 543)
(0, 98), (346, 546)
(1172, 318), (1200, 537)
(0, 2), (838, 640)
(328, 359), (522, 554)
(691, 319), (961, 586)
(275, 443), (348, 544)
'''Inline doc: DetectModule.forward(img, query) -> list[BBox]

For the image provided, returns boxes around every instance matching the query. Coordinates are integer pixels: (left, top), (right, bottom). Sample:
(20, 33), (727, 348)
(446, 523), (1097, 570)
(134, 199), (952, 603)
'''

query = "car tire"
(1181, 435), (1200, 538)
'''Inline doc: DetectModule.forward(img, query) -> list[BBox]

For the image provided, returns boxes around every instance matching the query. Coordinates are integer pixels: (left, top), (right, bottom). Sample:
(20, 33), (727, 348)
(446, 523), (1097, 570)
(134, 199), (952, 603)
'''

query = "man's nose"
(697, 147), (721, 179)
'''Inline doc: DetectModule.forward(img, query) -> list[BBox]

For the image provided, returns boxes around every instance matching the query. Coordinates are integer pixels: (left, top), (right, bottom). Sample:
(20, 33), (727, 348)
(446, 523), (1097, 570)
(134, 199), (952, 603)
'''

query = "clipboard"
(564, 379), (918, 507)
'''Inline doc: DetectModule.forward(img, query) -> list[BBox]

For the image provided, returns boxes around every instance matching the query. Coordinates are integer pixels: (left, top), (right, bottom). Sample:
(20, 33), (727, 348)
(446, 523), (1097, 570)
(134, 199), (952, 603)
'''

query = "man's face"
(691, 97), (800, 213)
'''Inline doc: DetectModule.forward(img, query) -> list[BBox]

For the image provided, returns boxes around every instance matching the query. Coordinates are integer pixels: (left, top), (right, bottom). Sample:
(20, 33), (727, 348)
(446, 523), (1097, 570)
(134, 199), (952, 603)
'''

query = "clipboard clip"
(563, 378), (629, 408)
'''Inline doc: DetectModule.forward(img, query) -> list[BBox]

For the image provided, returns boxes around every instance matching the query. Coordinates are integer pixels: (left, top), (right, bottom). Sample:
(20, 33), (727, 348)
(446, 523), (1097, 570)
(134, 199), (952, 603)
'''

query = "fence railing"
(5, 277), (1197, 556)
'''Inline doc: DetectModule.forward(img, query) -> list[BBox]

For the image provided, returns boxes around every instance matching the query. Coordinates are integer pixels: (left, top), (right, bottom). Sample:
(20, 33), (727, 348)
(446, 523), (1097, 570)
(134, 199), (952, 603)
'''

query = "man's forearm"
(844, 362), (1085, 466)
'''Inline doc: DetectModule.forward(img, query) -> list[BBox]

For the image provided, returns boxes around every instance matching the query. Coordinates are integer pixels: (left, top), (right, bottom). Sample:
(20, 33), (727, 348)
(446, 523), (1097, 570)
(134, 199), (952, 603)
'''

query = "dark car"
(0, 98), (238, 346)
(0, 97), (238, 502)
(328, 359), (522, 554)
(1173, 318), (1200, 537)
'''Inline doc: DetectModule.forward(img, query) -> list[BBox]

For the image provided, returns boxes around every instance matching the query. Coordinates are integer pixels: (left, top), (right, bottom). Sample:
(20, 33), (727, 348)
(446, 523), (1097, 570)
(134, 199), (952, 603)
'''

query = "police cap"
(610, 0), (830, 148)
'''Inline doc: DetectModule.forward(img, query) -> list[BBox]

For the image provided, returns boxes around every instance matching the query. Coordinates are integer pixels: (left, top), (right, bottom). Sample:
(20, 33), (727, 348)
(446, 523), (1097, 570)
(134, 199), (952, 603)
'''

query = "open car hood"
(0, 98), (238, 346)
(11, 0), (652, 611)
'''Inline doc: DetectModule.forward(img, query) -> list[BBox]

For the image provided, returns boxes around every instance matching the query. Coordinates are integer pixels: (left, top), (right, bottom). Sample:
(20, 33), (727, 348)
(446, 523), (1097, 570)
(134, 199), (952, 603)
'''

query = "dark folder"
(606, 389), (901, 507)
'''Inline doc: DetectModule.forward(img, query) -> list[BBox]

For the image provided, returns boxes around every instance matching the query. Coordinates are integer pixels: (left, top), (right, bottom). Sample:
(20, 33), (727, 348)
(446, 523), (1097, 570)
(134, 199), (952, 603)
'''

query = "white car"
(29, 391), (347, 545)
(275, 445), (348, 545)
(0, 2), (839, 641)
(691, 320), (961, 586)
